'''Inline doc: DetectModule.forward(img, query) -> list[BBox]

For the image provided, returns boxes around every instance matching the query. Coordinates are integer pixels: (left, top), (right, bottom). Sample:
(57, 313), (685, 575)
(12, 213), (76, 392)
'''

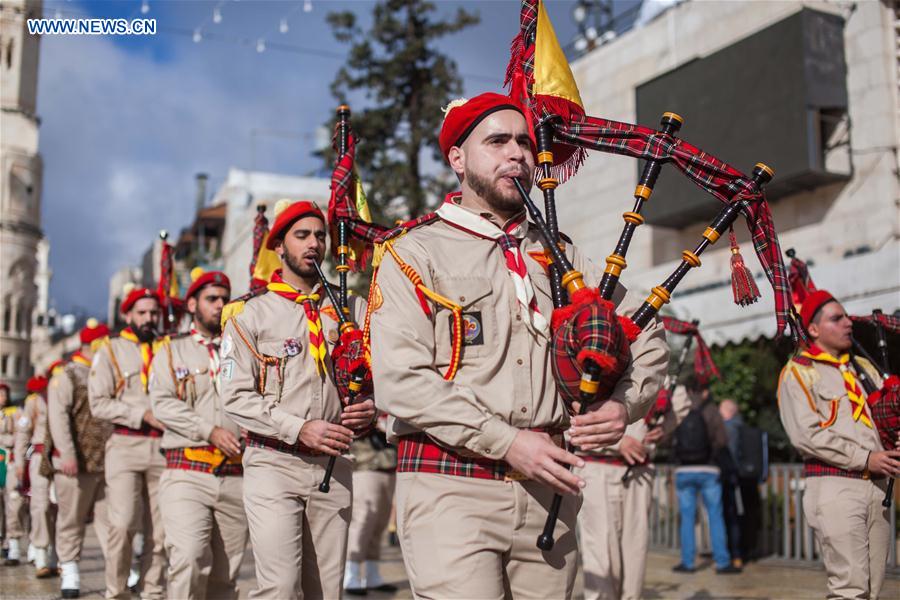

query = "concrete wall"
(561, 0), (899, 340)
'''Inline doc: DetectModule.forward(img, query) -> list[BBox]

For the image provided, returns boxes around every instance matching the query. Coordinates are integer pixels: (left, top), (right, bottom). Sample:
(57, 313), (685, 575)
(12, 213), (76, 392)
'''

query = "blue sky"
(35, 0), (641, 315)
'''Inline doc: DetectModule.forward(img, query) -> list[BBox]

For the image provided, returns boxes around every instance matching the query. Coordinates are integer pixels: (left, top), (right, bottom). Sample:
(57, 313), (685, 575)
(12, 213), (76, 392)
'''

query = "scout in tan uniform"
(343, 416), (397, 596)
(151, 269), (248, 599)
(16, 374), (58, 578)
(778, 290), (900, 599)
(576, 415), (665, 600)
(369, 93), (668, 599)
(48, 319), (113, 598)
(1, 382), (28, 566)
(89, 287), (167, 600)
(222, 200), (376, 599)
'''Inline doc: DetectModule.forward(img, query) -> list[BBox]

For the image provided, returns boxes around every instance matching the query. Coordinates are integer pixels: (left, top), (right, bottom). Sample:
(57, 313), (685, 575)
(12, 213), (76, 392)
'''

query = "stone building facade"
(0, 0), (43, 398)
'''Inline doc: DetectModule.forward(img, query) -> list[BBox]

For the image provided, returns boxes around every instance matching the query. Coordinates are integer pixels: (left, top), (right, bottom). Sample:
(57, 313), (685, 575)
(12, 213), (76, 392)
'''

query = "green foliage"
(324, 0), (480, 221)
(703, 339), (796, 460)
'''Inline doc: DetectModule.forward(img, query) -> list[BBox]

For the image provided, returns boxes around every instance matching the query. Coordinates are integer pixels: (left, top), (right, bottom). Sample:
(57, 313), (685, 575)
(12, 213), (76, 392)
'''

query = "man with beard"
(368, 93), (668, 598)
(15, 373), (57, 578)
(778, 290), (899, 599)
(222, 200), (376, 599)
(49, 319), (113, 598)
(89, 287), (167, 600)
(150, 270), (248, 599)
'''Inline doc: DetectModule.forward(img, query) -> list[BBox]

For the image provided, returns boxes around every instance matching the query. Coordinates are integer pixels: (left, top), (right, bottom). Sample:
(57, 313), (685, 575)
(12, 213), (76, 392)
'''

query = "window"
(14, 355), (22, 377)
(0, 354), (7, 376)
(2, 305), (9, 333)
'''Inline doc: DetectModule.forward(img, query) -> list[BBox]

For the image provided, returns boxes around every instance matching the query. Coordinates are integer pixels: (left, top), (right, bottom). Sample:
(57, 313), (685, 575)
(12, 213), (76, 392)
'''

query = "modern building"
(561, 0), (899, 344)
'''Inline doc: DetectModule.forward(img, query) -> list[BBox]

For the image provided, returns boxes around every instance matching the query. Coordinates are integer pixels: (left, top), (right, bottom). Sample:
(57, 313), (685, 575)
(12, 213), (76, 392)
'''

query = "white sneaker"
(60, 561), (80, 598)
(4, 538), (21, 565)
(27, 542), (36, 564)
(127, 567), (140, 589)
(343, 560), (364, 592)
(365, 561), (396, 592)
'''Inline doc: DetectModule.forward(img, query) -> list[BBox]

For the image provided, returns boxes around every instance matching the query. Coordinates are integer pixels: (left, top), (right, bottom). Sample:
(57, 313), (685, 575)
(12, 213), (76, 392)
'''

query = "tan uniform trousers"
(54, 471), (109, 562)
(158, 468), (248, 600)
(4, 462), (26, 540)
(803, 476), (893, 600)
(347, 470), (394, 562)
(104, 434), (166, 600)
(396, 472), (581, 600)
(28, 453), (56, 549)
(576, 462), (653, 600)
(242, 446), (352, 600)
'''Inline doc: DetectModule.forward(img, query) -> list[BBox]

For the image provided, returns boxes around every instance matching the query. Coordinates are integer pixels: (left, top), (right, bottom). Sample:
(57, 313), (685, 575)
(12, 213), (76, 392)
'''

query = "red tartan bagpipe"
(325, 106), (389, 399)
(249, 204), (270, 292)
(157, 231), (183, 333)
(505, 0), (794, 411)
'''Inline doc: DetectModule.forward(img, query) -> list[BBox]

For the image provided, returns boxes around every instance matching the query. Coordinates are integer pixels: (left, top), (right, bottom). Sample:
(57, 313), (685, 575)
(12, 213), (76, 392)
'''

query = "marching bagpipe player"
(47, 319), (113, 598)
(777, 290), (899, 599)
(149, 269), (248, 599)
(88, 285), (167, 600)
(366, 91), (668, 598)
(220, 200), (376, 599)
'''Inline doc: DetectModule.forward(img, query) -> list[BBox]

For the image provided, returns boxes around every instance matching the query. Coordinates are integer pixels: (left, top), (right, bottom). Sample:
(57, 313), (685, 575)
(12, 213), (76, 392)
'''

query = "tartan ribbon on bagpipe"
(327, 131), (389, 272)
(553, 117), (794, 339)
(157, 237), (178, 330)
(662, 316), (720, 384)
(851, 313), (900, 335)
(250, 207), (268, 281)
(788, 254), (818, 306)
(505, 0), (797, 342)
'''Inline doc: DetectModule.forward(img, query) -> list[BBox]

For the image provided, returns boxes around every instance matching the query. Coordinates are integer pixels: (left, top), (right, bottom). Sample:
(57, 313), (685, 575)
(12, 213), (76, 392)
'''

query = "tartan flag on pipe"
(661, 316), (720, 384)
(327, 130), (388, 272)
(503, 0), (799, 342)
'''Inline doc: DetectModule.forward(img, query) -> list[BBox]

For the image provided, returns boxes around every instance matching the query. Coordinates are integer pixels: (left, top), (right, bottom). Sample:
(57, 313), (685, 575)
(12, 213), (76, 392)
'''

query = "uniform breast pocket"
(432, 275), (496, 362)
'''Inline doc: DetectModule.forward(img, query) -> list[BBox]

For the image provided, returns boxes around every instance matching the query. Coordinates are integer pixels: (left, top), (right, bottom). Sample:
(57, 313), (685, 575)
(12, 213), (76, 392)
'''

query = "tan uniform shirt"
(0, 407), (16, 450)
(370, 211), (668, 460)
(48, 361), (90, 461)
(221, 285), (367, 444)
(14, 394), (46, 471)
(89, 335), (155, 430)
(778, 356), (883, 471)
(150, 331), (240, 449)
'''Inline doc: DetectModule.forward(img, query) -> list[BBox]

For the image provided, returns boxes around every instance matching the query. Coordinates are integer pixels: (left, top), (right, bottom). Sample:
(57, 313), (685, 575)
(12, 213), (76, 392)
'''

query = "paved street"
(4, 527), (897, 599)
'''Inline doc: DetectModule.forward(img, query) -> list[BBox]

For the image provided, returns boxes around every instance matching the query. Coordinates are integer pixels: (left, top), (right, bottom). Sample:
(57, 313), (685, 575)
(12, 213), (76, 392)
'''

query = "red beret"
(439, 93), (528, 161)
(800, 289), (837, 328)
(26, 375), (48, 394)
(120, 288), (161, 314)
(80, 319), (110, 345)
(0, 382), (9, 393)
(186, 271), (231, 300)
(266, 201), (326, 250)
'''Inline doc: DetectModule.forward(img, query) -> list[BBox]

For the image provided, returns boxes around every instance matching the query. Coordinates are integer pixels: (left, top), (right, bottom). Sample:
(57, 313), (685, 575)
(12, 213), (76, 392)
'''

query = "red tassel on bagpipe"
(729, 228), (761, 306)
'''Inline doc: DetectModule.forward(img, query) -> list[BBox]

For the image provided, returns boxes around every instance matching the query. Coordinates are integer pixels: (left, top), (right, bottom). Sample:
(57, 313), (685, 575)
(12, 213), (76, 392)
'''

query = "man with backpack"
(670, 375), (740, 574)
(720, 399), (766, 566)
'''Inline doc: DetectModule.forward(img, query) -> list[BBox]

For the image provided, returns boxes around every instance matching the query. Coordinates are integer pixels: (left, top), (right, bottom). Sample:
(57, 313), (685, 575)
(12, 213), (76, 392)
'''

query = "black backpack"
(736, 424), (768, 482)
(674, 402), (712, 465)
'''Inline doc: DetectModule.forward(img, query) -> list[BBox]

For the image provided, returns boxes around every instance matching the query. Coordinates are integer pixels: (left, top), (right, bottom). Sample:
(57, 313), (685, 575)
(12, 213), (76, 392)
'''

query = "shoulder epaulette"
(2, 406), (17, 417)
(374, 212), (439, 244)
(222, 286), (269, 327)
